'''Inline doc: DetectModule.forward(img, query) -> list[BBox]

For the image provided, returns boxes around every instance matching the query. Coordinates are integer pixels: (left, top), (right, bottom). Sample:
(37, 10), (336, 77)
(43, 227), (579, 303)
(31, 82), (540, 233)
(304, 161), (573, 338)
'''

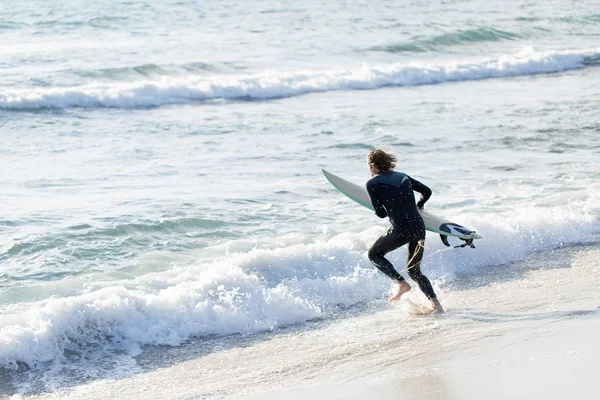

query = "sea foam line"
(1, 194), (599, 374)
(1, 48), (598, 110)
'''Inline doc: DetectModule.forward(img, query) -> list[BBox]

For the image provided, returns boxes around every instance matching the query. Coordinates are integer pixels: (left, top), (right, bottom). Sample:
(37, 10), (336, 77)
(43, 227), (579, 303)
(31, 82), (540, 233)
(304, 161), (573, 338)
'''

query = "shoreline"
(5, 244), (598, 400)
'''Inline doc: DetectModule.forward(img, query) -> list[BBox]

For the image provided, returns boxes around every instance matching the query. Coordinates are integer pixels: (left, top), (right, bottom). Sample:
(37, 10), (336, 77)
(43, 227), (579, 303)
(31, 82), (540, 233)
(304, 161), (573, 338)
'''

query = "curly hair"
(367, 149), (397, 173)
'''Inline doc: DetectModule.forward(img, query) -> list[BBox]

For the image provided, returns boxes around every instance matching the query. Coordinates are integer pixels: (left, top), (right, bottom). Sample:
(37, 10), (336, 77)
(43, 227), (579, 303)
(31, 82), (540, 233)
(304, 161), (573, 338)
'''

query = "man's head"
(367, 149), (397, 176)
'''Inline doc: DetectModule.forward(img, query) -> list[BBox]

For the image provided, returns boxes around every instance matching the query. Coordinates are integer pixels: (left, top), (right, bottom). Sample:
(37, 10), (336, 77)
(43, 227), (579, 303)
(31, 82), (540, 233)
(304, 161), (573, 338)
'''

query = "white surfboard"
(322, 169), (481, 244)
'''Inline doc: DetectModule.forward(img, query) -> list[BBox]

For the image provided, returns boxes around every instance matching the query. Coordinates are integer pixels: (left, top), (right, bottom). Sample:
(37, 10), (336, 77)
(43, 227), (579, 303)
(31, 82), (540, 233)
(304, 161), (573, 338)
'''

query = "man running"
(366, 149), (444, 313)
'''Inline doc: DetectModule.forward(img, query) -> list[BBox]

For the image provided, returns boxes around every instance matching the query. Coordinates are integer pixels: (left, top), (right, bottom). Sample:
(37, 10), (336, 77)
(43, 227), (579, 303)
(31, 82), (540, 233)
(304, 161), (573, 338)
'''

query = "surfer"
(366, 149), (444, 313)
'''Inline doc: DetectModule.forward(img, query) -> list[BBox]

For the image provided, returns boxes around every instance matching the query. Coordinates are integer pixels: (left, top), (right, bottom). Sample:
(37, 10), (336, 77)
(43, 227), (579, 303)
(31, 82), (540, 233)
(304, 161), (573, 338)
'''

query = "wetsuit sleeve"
(409, 176), (432, 208)
(366, 181), (388, 218)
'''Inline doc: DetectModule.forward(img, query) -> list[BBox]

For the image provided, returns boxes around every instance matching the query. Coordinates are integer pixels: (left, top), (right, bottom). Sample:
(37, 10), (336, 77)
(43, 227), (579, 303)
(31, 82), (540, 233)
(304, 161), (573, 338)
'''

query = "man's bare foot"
(431, 298), (445, 314)
(389, 280), (411, 302)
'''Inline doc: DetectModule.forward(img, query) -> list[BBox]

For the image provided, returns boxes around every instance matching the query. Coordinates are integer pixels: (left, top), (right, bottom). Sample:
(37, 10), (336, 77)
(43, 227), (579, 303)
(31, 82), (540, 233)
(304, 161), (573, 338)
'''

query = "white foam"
(1, 47), (597, 109)
(0, 231), (382, 371)
(1, 193), (599, 375)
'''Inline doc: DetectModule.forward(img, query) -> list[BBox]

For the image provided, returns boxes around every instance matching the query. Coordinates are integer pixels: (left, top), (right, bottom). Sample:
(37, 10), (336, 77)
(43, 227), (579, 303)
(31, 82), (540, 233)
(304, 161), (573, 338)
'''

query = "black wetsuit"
(366, 171), (437, 300)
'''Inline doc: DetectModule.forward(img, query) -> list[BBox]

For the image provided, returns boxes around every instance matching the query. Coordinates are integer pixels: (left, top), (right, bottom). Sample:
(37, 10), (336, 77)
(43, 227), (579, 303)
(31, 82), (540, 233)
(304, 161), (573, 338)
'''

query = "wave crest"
(1, 48), (598, 110)
(372, 27), (523, 53)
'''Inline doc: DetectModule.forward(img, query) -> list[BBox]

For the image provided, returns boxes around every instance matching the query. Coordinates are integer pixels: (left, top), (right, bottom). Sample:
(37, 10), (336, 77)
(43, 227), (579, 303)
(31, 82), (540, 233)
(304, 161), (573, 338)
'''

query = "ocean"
(1, 1), (599, 399)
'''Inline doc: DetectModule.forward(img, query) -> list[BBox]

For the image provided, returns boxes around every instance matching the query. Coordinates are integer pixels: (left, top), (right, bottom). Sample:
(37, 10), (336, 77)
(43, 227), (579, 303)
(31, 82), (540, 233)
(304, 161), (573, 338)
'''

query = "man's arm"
(409, 176), (432, 209)
(366, 180), (387, 218)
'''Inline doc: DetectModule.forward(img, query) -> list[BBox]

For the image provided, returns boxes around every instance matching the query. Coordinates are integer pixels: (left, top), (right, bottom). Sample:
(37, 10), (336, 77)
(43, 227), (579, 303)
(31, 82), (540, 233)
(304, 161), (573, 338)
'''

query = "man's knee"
(367, 246), (380, 261)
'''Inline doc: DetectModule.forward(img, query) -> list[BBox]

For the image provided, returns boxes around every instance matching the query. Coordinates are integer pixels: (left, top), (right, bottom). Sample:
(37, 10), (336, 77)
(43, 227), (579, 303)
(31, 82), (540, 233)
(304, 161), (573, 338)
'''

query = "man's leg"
(368, 230), (411, 302)
(406, 238), (444, 313)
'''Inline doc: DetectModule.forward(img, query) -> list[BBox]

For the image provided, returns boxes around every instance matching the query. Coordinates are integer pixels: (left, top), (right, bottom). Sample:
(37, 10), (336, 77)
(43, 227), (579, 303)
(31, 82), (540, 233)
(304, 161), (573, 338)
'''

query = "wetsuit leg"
(368, 229), (408, 283)
(406, 237), (437, 300)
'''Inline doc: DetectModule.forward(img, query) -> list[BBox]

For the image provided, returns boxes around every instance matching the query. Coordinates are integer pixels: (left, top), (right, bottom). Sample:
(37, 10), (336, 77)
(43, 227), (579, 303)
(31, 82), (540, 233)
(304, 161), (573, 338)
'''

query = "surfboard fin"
(439, 234), (476, 249)
(440, 234), (451, 247)
(461, 238), (476, 249)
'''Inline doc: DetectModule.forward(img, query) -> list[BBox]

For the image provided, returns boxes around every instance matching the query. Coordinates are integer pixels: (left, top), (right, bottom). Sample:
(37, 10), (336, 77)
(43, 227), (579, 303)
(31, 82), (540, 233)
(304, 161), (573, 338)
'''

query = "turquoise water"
(1, 0), (600, 395)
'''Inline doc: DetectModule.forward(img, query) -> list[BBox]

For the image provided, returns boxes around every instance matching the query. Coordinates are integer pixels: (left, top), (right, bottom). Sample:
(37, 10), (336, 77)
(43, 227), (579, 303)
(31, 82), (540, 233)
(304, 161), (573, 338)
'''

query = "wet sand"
(7, 245), (600, 400)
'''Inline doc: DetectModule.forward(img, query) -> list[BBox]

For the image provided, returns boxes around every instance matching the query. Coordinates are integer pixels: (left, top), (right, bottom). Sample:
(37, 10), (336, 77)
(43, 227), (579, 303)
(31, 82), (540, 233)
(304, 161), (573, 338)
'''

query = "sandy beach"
(6, 244), (596, 400)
